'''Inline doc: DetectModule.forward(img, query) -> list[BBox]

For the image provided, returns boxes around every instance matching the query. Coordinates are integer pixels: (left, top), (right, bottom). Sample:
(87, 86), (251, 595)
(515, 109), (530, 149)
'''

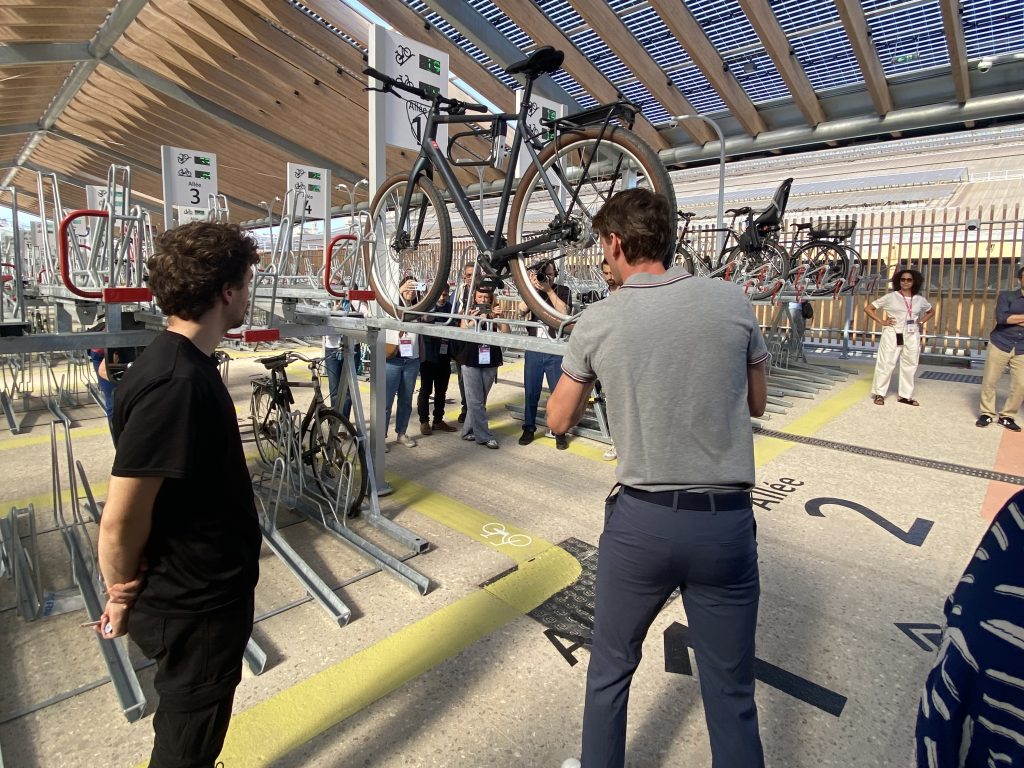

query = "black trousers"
(129, 596), (254, 768)
(418, 358), (452, 424)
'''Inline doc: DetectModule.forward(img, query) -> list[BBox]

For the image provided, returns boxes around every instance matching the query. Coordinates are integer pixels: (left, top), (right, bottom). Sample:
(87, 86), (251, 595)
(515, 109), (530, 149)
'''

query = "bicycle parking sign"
(160, 145), (218, 226)
(285, 162), (331, 249)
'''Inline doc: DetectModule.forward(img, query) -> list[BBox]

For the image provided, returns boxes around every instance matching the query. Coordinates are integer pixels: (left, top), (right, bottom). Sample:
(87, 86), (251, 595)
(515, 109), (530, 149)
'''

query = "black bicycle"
(675, 178), (794, 300)
(250, 352), (367, 517)
(363, 46), (675, 330)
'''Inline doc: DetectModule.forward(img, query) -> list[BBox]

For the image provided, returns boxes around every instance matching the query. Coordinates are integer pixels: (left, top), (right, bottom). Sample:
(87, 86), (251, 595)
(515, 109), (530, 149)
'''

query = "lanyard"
(901, 294), (914, 318)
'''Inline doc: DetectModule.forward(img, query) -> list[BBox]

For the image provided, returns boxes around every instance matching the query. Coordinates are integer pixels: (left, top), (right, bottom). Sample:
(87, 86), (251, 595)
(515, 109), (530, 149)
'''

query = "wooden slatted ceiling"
(0, 2), (110, 43)
(0, 63), (75, 126)
(0, 136), (26, 160)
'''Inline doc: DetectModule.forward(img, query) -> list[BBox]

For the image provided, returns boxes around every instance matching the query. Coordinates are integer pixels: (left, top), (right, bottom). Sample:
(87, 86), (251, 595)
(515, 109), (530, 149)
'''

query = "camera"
(471, 303), (493, 314)
(414, 282), (427, 291)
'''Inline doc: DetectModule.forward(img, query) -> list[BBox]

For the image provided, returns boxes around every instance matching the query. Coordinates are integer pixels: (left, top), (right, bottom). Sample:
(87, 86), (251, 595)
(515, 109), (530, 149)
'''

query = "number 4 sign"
(161, 146), (218, 226)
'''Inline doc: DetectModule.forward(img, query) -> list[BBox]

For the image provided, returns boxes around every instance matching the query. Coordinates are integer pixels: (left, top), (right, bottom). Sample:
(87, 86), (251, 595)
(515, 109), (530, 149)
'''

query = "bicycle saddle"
(506, 47), (564, 78)
(258, 353), (289, 370)
(726, 207), (752, 216)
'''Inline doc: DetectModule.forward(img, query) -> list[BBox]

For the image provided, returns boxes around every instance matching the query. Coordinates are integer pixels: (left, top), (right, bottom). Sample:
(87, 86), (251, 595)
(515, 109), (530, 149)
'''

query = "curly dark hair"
(147, 222), (259, 320)
(891, 267), (924, 296)
(592, 188), (673, 266)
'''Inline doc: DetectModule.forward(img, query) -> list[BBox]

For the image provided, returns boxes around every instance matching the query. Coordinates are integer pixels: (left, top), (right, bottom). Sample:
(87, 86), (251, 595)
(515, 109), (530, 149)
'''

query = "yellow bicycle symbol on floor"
(481, 522), (532, 548)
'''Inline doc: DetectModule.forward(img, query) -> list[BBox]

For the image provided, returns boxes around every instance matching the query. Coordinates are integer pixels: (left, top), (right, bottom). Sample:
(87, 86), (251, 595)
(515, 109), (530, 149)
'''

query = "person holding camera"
(384, 276), (424, 449)
(864, 268), (935, 406)
(518, 260), (572, 450)
(418, 286), (458, 435)
(457, 286), (509, 449)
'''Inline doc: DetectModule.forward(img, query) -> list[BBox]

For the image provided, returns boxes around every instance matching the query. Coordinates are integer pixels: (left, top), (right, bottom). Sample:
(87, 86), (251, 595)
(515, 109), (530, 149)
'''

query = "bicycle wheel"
(791, 241), (849, 296)
(251, 385), (284, 465)
(507, 125), (675, 330)
(308, 409), (367, 517)
(723, 241), (792, 300)
(365, 174), (452, 318)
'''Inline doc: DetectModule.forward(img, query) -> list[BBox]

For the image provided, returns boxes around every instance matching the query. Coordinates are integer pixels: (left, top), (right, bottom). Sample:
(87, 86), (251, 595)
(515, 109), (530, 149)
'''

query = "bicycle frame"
(391, 77), (622, 269)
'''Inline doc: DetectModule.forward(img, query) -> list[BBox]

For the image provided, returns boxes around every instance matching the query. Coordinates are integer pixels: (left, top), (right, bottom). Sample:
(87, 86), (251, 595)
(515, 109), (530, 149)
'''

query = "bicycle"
(363, 45), (675, 330)
(250, 352), (367, 517)
(675, 177), (794, 300)
(788, 218), (861, 296)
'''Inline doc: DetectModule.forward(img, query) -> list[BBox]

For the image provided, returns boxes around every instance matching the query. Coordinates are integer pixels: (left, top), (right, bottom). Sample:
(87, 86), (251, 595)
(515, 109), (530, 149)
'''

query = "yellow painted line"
(210, 546), (578, 767)
(754, 376), (872, 466)
(142, 474), (580, 768)
(0, 424), (111, 451)
(385, 474), (550, 564)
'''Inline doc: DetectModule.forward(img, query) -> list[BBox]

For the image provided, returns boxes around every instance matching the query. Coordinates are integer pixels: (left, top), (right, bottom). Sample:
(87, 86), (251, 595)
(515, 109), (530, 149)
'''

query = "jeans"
(418, 358), (452, 424)
(460, 365), (497, 443)
(90, 356), (115, 436)
(523, 350), (563, 432)
(324, 346), (357, 421)
(385, 356), (420, 436)
(581, 490), (763, 768)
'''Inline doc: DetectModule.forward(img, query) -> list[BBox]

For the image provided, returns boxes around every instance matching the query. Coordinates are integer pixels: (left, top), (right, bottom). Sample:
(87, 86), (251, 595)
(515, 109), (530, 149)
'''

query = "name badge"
(905, 321), (918, 335)
(478, 345), (491, 365)
(439, 342), (448, 355)
(399, 338), (414, 358)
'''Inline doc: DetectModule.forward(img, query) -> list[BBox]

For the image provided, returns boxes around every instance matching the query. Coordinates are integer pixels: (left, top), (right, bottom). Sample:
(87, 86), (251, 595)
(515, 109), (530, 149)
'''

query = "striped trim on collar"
(620, 273), (693, 290)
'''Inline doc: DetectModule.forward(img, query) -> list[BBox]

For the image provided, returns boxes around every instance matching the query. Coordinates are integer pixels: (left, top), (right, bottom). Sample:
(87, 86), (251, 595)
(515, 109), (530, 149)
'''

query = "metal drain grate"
(920, 371), (983, 384)
(755, 426), (1024, 485)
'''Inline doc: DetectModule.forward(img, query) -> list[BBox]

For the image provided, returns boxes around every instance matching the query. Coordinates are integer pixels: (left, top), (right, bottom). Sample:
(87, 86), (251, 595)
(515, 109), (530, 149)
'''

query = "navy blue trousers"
(523, 350), (563, 433)
(581, 489), (764, 768)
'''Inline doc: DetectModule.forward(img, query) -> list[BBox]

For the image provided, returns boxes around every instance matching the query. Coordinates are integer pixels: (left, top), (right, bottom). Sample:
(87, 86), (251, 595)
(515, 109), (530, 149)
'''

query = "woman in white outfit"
(864, 268), (936, 406)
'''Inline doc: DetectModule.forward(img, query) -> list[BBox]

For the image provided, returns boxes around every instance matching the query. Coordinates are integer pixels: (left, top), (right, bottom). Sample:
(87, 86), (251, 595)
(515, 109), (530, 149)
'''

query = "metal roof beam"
(0, 123), (38, 138)
(1, 0), (152, 187)
(939, 0), (970, 105)
(646, 0), (766, 138)
(0, 42), (91, 66)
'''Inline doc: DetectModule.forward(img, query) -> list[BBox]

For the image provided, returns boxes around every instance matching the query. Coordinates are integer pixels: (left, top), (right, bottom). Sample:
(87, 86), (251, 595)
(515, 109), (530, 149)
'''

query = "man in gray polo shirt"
(548, 188), (769, 768)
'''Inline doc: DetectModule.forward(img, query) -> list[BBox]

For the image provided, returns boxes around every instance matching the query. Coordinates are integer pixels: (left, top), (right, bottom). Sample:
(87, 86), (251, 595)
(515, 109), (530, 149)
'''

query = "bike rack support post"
(243, 636), (268, 676)
(49, 422), (147, 722)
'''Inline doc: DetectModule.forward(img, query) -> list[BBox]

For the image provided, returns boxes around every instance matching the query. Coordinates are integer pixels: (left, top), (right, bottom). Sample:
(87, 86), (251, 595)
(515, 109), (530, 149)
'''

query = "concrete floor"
(0, 345), (1021, 768)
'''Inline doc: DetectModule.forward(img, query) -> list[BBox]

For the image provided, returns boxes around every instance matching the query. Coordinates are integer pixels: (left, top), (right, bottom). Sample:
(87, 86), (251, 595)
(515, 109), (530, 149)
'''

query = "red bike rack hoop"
(324, 233), (374, 301)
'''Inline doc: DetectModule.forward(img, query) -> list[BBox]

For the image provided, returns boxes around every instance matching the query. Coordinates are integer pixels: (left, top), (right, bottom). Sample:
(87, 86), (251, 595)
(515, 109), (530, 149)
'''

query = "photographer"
(517, 260), (572, 450)
(458, 286), (509, 449)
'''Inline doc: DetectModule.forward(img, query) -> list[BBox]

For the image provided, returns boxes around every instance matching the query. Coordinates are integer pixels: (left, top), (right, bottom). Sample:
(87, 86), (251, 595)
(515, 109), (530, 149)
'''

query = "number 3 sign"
(161, 145), (218, 226)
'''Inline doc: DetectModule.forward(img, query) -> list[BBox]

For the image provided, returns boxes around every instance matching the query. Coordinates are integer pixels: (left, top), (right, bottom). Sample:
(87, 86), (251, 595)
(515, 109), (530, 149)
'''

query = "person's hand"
(96, 600), (130, 639)
(884, 316), (897, 327)
(107, 569), (146, 607)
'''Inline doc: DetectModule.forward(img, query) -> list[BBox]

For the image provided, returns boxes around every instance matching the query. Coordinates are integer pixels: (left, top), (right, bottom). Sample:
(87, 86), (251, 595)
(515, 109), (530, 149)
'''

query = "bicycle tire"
(791, 241), (849, 296)
(251, 385), (284, 466)
(365, 174), (452, 318)
(723, 241), (792, 301)
(507, 125), (675, 330)
(308, 409), (368, 517)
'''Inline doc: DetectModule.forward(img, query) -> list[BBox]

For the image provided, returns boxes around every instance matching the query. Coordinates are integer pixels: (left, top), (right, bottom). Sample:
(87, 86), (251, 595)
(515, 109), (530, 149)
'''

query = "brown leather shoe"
(419, 422), (432, 436)
(432, 420), (457, 432)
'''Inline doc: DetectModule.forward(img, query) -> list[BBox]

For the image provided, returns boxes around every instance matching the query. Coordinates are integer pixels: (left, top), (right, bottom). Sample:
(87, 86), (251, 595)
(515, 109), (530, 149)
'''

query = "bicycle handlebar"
(258, 351), (320, 370)
(363, 66), (488, 115)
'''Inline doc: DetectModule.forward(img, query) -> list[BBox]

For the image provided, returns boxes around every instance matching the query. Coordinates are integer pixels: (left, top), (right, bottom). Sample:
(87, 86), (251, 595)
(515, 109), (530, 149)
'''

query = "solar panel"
(769, 0), (841, 31)
(620, 6), (693, 70)
(465, 0), (534, 52)
(617, 81), (670, 124)
(671, 66), (727, 114)
(531, 0), (585, 32)
(870, 1), (950, 77)
(789, 27), (864, 92)
(962, 0), (1024, 59)
(571, 27), (636, 84)
(726, 52), (792, 104)
(686, 0), (761, 52)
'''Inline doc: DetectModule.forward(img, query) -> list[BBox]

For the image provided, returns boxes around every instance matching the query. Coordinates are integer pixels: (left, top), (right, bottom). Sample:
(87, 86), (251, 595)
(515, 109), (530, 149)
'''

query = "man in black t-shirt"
(96, 222), (261, 768)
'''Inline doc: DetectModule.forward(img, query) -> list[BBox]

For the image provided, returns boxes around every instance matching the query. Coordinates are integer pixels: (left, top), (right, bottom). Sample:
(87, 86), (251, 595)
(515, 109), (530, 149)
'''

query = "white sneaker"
(545, 429), (556, 439)
(561, 760), (581, 768)
(602, 446), (617, 461)
(397, 434), (417, 448)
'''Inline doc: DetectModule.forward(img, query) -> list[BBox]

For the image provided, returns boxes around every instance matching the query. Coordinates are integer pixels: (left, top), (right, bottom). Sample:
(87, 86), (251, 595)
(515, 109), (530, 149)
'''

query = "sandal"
(897, 397), (920, 406)
(873, 395), (885, 405)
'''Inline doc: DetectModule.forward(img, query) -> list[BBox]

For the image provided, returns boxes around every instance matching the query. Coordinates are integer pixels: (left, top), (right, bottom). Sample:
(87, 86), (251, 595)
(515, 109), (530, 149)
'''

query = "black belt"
(620, 485), (751, 512)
